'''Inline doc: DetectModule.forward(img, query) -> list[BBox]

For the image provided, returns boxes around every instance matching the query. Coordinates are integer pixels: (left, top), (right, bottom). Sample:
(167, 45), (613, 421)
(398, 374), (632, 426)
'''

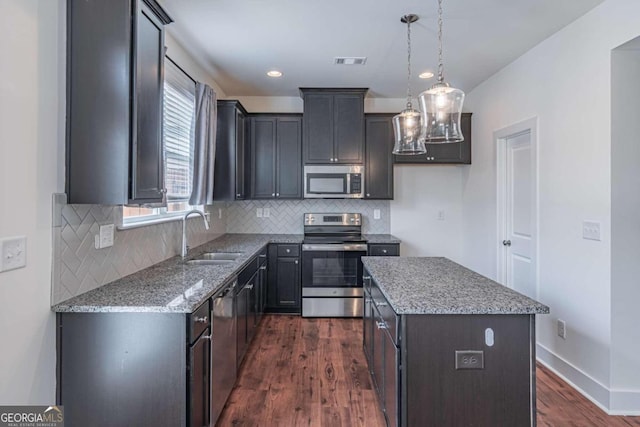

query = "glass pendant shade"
(392, 107), (426, 155)
(418, 82), (465, 143)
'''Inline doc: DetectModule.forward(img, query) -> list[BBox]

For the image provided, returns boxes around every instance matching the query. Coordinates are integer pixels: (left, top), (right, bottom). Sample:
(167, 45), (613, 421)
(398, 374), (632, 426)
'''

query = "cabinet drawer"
(368, 244), (399, 256)
(370, 284), (398, 345)
(189, 300), (211, 344)
(277, 244), (300, 257)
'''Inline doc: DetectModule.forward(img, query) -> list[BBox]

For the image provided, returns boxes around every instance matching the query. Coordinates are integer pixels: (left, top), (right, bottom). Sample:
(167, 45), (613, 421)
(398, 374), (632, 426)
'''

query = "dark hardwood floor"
(218, 315), (640, 427)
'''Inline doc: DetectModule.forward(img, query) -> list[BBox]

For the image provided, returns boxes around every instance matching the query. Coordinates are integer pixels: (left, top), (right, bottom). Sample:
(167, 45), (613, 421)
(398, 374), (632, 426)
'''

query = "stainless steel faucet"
(181, 210), (210, 259)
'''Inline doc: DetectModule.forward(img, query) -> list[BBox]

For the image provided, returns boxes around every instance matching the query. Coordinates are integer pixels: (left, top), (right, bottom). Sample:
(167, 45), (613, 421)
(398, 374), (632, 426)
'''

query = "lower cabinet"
(57, 306), (211, 426)
(266, 244), (301, 313)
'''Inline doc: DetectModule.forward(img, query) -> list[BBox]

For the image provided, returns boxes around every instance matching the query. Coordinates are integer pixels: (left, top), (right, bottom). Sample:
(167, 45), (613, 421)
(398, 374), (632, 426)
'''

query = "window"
(122, 57), (202, 226)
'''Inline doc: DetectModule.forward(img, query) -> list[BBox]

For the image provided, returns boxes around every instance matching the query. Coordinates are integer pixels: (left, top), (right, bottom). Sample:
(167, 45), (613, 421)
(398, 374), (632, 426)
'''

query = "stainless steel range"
(301, 213), (367, 317)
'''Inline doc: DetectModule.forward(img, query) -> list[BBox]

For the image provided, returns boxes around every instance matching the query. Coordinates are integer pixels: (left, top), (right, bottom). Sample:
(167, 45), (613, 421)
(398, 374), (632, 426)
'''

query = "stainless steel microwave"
(303, 165), (364, 199)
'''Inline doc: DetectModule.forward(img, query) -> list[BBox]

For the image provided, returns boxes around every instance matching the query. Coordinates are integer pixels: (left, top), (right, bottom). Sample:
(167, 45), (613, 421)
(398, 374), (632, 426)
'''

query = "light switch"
(256, 208), (263, 218)
(263, 208), (270, 218)
(0, 236), (27, 273)
(374, 209), (381, 220)
(582, 221), (601, 241)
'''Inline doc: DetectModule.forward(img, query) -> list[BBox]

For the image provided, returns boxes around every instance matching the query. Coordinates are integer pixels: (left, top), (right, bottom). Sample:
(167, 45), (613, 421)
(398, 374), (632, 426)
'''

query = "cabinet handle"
(246, 284), (254, 290)
(272, 193), (275, 197)
(194, 316), (208, 323)
(260, 266), (267, 270)
(363, 275), (371, 280)
(202, 335), (212, 340)
(366, 193), (371, 197)
(382, 249), (388, 253)
(376, 301), (388, 307)
(376, 321), (388, 330)
(237, 193), (241, 197)
(294, 260), (299, 264)
(276, 193), (280, 197)
(286, 249), (291, 253)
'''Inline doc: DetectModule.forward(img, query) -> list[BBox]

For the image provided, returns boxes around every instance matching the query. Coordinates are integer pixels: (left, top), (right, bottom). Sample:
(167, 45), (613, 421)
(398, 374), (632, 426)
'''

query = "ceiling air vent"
(334, 57), (367, 65)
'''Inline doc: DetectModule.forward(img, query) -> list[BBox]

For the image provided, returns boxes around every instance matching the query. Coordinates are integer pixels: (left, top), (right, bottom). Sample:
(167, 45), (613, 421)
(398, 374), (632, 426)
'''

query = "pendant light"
(392, 14), (427, 155)
(418, 0), (465, 143)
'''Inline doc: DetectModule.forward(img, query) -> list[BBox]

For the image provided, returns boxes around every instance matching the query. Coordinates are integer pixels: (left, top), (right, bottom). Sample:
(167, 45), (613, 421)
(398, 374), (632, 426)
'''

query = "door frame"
(495, 117), (539, 296)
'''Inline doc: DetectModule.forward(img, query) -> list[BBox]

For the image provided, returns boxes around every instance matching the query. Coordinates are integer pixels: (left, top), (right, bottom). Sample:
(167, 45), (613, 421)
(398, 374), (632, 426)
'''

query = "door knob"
(502, 240), (512, 246)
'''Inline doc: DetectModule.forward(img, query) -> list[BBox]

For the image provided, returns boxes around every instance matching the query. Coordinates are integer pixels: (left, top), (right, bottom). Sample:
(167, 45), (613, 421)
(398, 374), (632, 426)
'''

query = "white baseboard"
(537, 343), (640, 416)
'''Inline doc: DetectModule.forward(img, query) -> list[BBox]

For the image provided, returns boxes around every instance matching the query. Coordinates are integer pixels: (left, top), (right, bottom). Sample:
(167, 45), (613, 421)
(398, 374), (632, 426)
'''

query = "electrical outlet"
(582, 221), (601, 241)
(557, 319), (567, 339)
(374, 209), (381, 220)
(437, 210), (445, 221)
(100, 224), (114, 248)
(455, 351), (484, 370)
(0, 236), (27, 272)
(256, 208), (263, 218)
(218, 208), (222, 219)
(263, 208), (270, 218)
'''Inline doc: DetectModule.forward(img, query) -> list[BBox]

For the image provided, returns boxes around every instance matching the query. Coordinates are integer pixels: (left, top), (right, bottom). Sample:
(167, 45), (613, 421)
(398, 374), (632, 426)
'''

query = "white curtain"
(189, 83), (217, 205)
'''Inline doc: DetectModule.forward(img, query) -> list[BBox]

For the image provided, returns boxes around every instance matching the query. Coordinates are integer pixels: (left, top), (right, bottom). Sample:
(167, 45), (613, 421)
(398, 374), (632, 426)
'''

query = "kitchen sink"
(200, 252), (244, 260)
(186, 259), (235, 266)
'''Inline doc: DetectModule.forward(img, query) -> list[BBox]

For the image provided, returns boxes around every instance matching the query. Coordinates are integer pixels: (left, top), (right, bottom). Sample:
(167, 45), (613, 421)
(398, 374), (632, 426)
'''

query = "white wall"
(462, 0), (640, 413)
(611, 39), (640, 411)
(0, 0), (63, 404)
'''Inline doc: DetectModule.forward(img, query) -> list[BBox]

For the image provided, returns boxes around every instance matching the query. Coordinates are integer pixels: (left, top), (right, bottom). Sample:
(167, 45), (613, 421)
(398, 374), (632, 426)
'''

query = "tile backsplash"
(51, 194), (227, 305)
(51, 196), (390, 305)
(226, 199), (390, 234)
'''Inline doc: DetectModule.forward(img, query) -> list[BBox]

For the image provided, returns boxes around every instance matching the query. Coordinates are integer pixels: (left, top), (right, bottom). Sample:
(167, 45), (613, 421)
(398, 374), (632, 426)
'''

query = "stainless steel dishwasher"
(211, 278), (237, 425)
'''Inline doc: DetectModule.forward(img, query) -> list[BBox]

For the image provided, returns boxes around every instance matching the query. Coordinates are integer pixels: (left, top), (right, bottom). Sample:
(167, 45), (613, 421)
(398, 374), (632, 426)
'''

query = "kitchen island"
(361, 256), (549, 427)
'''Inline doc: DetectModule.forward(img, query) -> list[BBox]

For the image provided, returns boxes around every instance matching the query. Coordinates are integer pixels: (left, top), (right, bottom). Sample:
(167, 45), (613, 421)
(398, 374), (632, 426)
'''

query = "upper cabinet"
(249, 115), (303, 200)
(301, 88), (367, 165)
(364, 114), (395, 200)
(393, 113), (472, 164)
(214, 100), (249, 201)
(66, 0), (172, 205)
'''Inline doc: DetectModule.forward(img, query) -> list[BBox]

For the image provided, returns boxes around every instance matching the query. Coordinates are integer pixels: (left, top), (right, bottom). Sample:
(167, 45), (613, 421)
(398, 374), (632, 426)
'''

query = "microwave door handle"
(346, 173), (350, 194)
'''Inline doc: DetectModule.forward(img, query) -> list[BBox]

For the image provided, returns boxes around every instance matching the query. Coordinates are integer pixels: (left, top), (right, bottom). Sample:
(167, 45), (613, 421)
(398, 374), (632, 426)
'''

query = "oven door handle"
(302, 243), (368, 252)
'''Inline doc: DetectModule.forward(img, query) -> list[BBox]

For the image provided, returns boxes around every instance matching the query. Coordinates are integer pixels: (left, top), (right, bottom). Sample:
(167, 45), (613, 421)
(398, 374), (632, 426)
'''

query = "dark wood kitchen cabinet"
(393, 112), (473, 165)
(267, 244), (301, 313)
(57, 300), (212, 427)
(301, 88), (367, 165)
(368, 243), (400, 257)
(249, 115), (302, 199)
(66, 0), (172, 205)
(365, 114), (395, 199)
(215, 100), (249, 200)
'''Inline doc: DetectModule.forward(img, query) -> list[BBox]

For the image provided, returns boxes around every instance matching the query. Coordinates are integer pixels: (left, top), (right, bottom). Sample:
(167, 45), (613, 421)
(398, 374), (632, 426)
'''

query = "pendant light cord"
(437, 0), (444, 84)
(406, 19), (413, 109)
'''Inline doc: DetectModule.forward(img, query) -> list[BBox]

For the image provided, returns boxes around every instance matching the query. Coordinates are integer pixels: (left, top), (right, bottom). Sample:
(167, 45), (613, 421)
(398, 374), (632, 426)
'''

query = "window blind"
(163, 58), (196, 202)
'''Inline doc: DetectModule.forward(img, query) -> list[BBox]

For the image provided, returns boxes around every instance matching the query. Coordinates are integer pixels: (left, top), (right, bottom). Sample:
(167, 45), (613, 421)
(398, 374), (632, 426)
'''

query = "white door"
(498, 123), (537, 299)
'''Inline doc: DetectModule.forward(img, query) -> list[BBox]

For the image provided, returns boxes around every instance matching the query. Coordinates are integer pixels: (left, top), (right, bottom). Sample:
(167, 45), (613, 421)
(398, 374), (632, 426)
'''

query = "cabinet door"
(276, 257), (301, 308)
(394, 113), (472, 164)
(247, 273), (258, 343)
(276, 117), (302, 198)
(334, 94), (365, 164)
(365, 115), (394, 199)
(363, 291), (374, 365)
(235, 111), (247, 199)
(383, 336), (399, 427)
(236, 285), (248, 368)
(250, 118), (277, 198)
(372, 306), (385, 400)
(131, 2), (165, 204)
(303, 94), (334, 163)
(189, 331), (210, 427)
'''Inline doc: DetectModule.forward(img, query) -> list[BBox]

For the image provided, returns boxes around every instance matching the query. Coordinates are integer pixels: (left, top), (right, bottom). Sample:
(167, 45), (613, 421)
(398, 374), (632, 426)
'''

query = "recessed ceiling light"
(267, 70), (283, 77)
(419, 71), (434, 79)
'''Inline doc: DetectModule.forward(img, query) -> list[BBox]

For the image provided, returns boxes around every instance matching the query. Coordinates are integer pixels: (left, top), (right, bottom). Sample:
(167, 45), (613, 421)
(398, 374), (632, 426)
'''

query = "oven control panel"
(304, 213), (361, 226)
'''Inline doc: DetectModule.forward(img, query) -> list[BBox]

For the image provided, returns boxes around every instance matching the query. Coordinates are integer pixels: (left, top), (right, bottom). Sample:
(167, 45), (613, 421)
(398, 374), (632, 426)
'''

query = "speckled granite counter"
(361, 257), (549, 315)
(52, 234), (303, 314)
(364, 234), (402, 244)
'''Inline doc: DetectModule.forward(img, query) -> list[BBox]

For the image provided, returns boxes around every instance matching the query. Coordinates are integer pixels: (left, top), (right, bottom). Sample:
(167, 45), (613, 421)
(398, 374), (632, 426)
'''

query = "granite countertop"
(52, 234), (303, 314)
(363, 234), (402, 244)
(361, 257), (549, 315)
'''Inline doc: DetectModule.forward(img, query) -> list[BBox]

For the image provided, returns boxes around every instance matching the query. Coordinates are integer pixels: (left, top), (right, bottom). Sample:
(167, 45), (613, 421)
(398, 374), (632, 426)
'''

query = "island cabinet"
(362, 257), (549, 427)
(393, 113), (473, 165)
(365, 114), (395, 199)
(57, 301), (211, 427)
(215, 100), (249, 201)
(249, 115), (303, 199)
(66, 0), (173, 205)
(301, 88), (367, 164)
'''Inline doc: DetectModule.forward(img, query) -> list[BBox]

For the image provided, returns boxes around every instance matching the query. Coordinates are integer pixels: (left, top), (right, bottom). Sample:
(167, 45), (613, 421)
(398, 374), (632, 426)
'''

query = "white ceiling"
(159, 0), (603, 98)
